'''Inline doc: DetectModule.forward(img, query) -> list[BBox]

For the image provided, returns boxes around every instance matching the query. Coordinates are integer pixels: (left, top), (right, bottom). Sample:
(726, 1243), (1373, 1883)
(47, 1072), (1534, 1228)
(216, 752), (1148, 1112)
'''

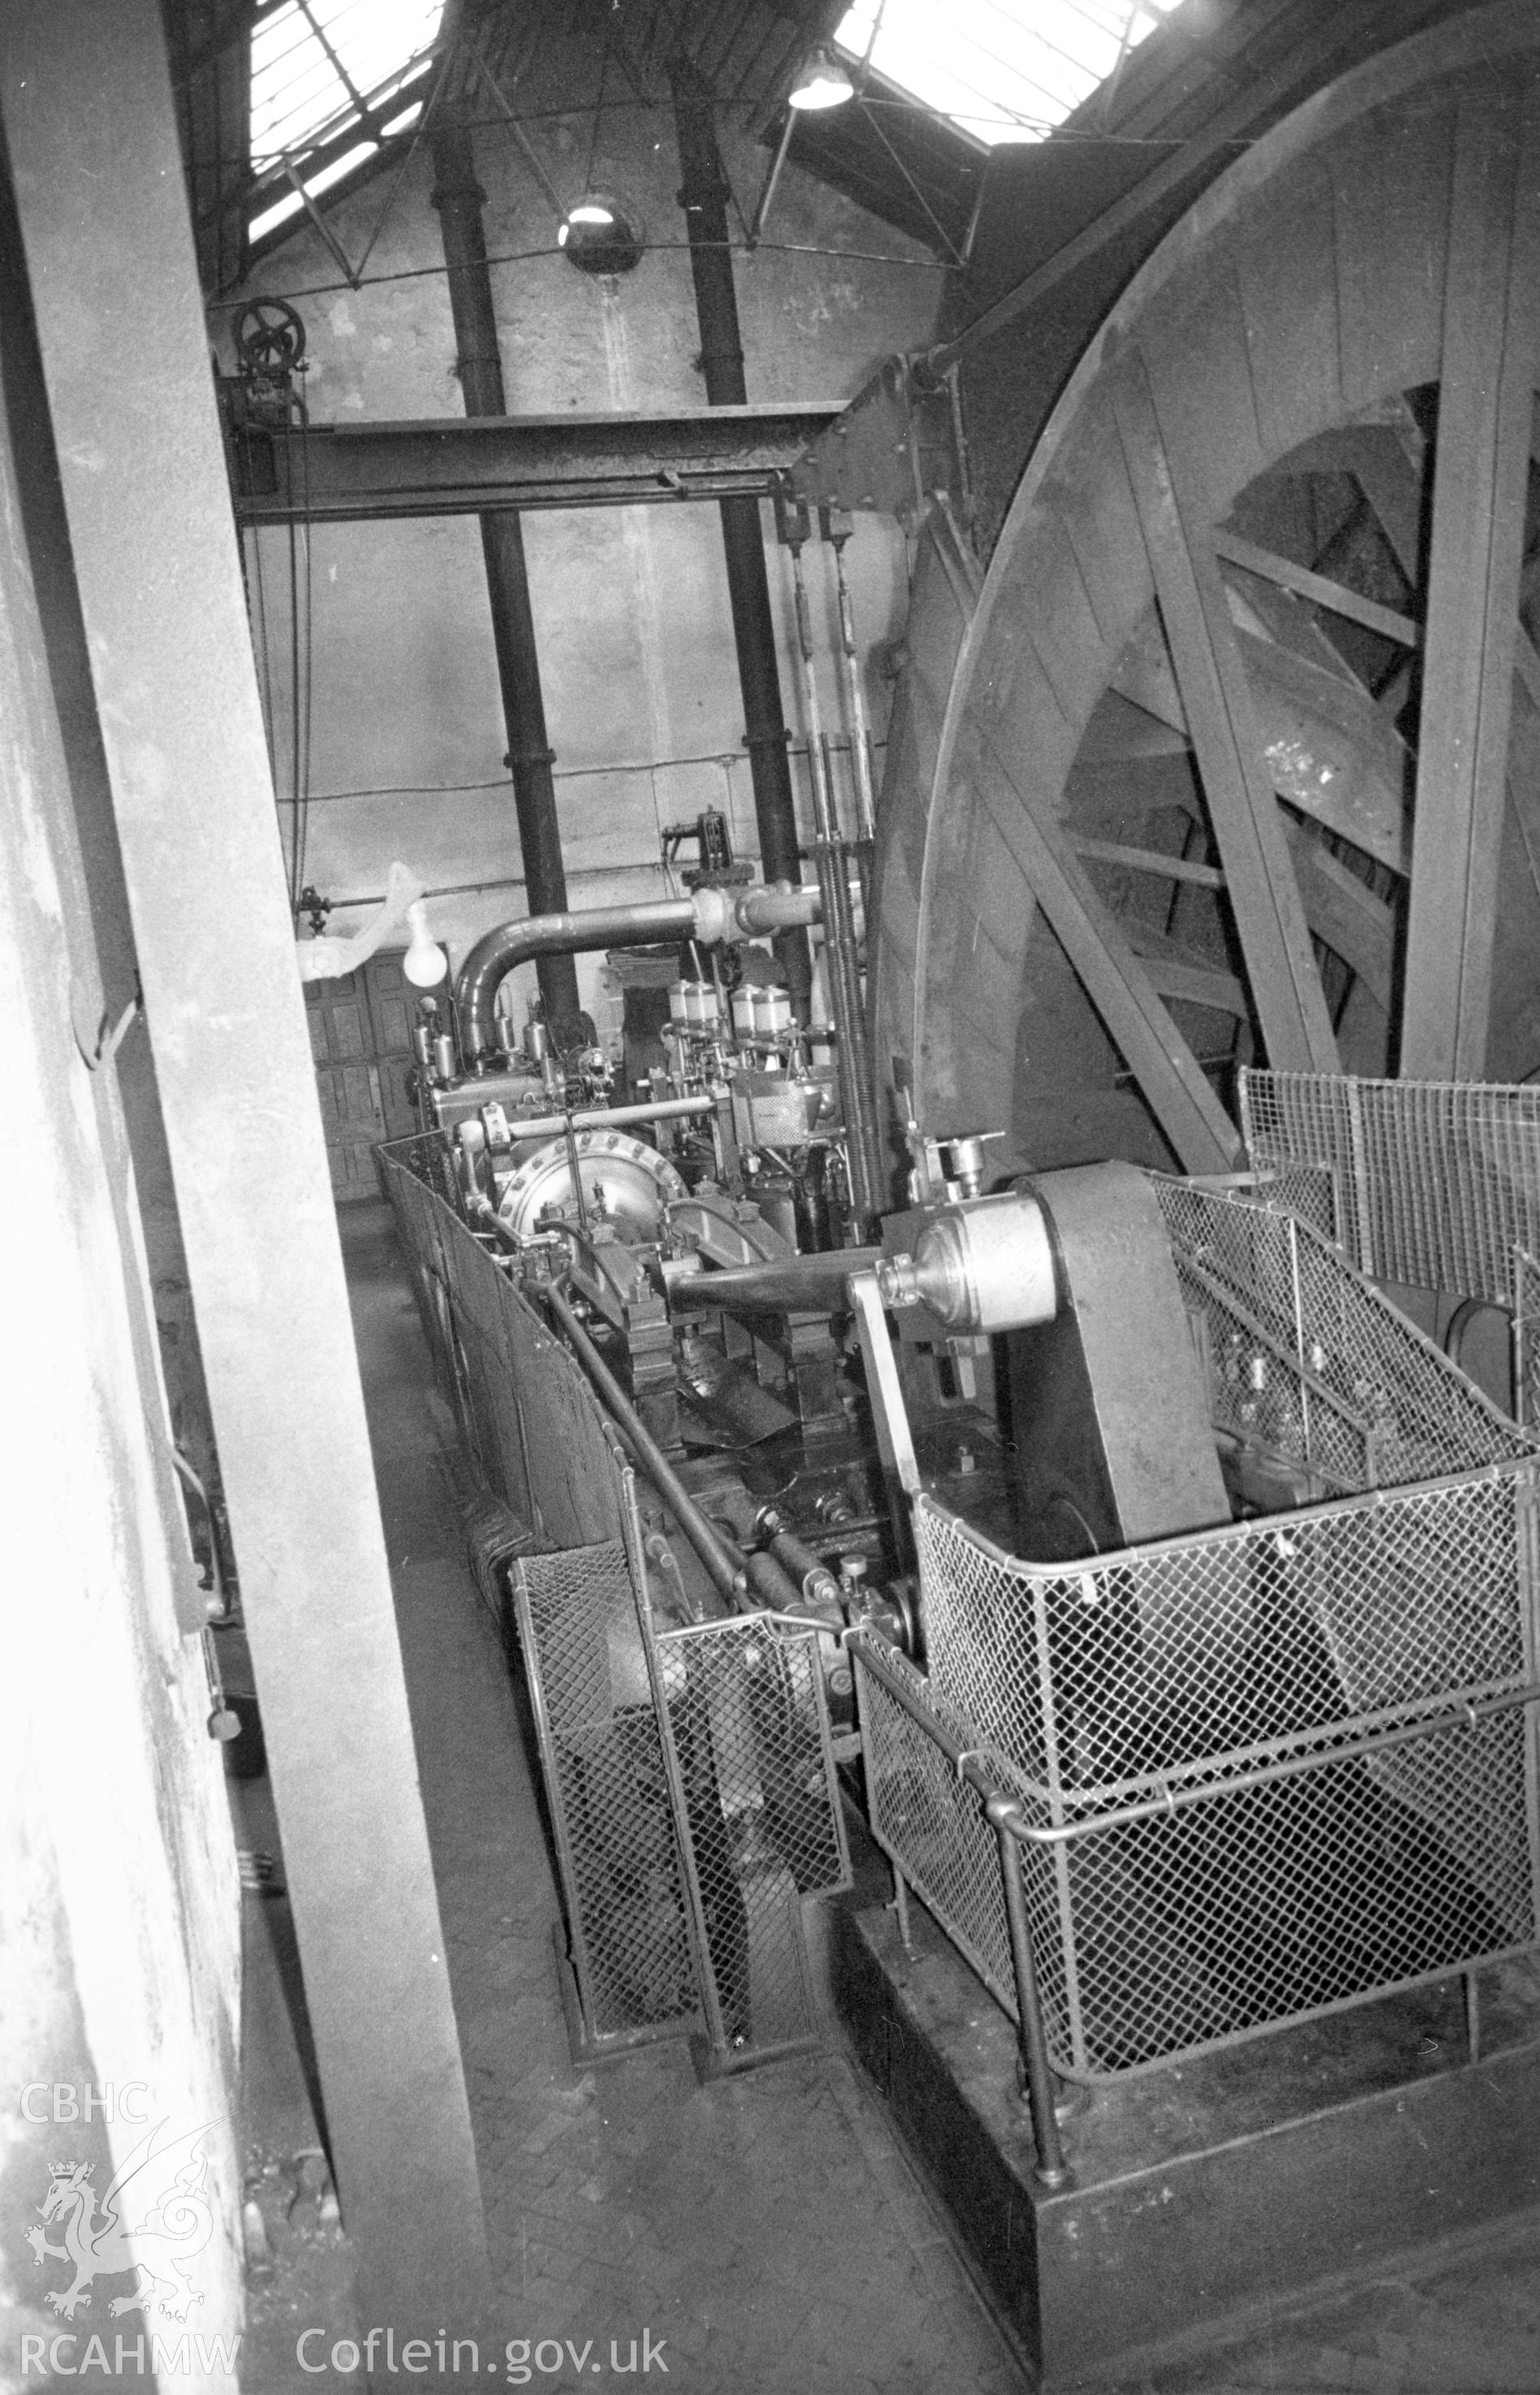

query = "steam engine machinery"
(375, 11), (1540, 2368)
(383, 810), (1540, 2386)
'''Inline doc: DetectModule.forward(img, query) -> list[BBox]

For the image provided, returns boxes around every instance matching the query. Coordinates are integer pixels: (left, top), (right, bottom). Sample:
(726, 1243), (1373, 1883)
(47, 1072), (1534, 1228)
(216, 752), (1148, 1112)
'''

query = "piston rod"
(668, 1247), (883, 1314)
(544, 1281), (805, 1621)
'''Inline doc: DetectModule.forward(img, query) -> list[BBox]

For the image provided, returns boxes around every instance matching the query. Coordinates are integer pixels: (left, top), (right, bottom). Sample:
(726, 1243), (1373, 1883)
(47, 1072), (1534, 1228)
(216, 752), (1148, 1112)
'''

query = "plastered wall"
(223, 58), (945, 1036)
(0, 368), (244, 2387)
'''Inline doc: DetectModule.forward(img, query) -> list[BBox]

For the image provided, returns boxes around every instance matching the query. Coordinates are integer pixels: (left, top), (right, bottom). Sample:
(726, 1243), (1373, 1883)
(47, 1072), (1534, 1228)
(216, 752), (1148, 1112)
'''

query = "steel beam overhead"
(229, 401), (842, 523)
(1401, 81), (1540, 1081)
(1114, 352), (1341, 1076)
(1, 0), (489, 2341)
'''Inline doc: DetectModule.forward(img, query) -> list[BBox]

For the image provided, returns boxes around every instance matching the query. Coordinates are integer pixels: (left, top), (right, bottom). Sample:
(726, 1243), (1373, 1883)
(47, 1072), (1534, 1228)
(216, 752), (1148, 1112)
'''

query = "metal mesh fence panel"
(1150, 1179), (1533, 1493)
(377, 1135), (621, 1548)
(647, 1613), (852, 2064)
(512, 1542), (699, 2053)
(383, 1141), (854, 2068)
(909, 1467), (1540, 2077)
(1517, 1252), (1540, 1433)
(854, 1640), (1021, 2023)
(1240, 1069), (1540, 1303)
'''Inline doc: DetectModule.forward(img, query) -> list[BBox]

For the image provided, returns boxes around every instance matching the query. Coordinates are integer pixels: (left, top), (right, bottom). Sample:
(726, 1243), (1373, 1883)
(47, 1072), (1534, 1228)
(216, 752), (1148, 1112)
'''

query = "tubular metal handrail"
(850, 1626), (1540, 1847)
(849, 1610), (1540, 2155)
(540, 1280), (746, 1607)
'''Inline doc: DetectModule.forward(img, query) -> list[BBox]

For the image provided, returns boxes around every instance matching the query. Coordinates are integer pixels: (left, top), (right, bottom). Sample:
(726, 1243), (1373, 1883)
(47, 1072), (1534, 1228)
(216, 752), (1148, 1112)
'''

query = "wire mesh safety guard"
(1516, 1251), (1540, 1433)
(377, 1136), (622, 1550)
(902, 1467), (1540, 2080)
(379, 1136), (853, 2069)
(646, 1612), (853, 2065)
(1240, 1068), (1540, 1305)
(512, 1522), (851, 2068)
(1149, 1177), (1534, 1495)
(513, 1540), (700, 2055)
(873, 1181), (1540, 2080)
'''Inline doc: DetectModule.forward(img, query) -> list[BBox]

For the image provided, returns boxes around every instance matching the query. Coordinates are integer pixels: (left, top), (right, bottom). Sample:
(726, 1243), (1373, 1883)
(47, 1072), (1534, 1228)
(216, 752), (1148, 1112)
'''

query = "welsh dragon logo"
(25, 2120), (214, 2324)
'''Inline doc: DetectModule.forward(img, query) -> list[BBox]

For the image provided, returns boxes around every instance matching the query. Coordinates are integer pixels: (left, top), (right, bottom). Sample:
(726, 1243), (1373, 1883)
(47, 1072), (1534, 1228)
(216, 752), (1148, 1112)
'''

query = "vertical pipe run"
(430, 110), (585, 1045)
(670, 57), (811, 1019)
(782, 514), (882, 1224)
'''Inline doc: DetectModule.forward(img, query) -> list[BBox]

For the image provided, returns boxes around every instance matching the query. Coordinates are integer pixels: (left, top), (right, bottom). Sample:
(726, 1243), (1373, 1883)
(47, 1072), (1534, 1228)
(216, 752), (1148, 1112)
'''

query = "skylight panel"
(833, 0), (1179, 145)
(247, 0), (443, 251)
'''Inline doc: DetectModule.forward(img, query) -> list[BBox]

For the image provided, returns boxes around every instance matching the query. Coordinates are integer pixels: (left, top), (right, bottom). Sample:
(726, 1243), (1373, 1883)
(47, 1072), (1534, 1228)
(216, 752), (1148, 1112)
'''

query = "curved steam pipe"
(455, 882), (823, 1059)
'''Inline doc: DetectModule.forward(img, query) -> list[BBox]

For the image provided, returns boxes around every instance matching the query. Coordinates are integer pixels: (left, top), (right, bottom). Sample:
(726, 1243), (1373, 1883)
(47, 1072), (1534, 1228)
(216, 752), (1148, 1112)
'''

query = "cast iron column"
(671, 58), (811, 1015)
(430, 111), (586, 1043)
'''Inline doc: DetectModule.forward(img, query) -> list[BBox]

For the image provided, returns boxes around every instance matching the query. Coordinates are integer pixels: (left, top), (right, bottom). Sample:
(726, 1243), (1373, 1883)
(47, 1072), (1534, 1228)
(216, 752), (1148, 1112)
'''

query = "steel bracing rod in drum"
(1114, 350), (1341, 1077)
(1401, 80), (1540, 1080)
(970, 727), (1241, 1172)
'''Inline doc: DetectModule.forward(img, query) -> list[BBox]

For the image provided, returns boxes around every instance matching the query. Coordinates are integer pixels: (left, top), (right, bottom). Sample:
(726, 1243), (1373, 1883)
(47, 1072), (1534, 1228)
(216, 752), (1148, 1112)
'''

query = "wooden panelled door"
(305, 946), (420, 1198)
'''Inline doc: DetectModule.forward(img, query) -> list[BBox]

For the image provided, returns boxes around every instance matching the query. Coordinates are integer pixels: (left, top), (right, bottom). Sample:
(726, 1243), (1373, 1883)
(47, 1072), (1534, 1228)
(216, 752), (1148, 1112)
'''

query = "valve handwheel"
(234, 297), (307, 377)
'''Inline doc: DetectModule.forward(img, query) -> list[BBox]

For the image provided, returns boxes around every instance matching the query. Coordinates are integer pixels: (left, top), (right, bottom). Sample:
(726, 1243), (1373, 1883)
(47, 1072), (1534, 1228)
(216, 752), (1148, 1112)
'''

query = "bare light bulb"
(403, 900), (447, 988)
(789, 47), (854, 109)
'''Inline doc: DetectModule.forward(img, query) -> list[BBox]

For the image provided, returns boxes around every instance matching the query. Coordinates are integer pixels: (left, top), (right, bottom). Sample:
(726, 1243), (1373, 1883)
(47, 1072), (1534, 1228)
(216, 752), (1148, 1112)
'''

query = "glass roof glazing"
(832, 0), (1179, 145)
(248, 0), (443, 244)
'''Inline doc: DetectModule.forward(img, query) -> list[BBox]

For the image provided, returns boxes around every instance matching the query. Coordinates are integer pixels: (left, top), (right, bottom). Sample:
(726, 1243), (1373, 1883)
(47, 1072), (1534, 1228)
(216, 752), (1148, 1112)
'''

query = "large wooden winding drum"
(874, 2), (1540, 1179)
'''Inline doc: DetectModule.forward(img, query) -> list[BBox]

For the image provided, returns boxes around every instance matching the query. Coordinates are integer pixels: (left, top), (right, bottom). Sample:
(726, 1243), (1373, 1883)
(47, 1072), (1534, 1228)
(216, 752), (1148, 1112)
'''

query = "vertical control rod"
(781, 508), (883, 1223)
(824, 511), (878, 842)
(430, 106), (585, 1044)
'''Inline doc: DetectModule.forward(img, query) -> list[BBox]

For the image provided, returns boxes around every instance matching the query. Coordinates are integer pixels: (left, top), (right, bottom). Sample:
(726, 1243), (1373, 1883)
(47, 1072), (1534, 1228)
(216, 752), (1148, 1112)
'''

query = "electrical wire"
(279, 732), (885, 804)
(194, 85), (1227, 180)
(209, 228), (950, 315)
(280, 380), (316, 915)
(581, 9), (611, 201)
